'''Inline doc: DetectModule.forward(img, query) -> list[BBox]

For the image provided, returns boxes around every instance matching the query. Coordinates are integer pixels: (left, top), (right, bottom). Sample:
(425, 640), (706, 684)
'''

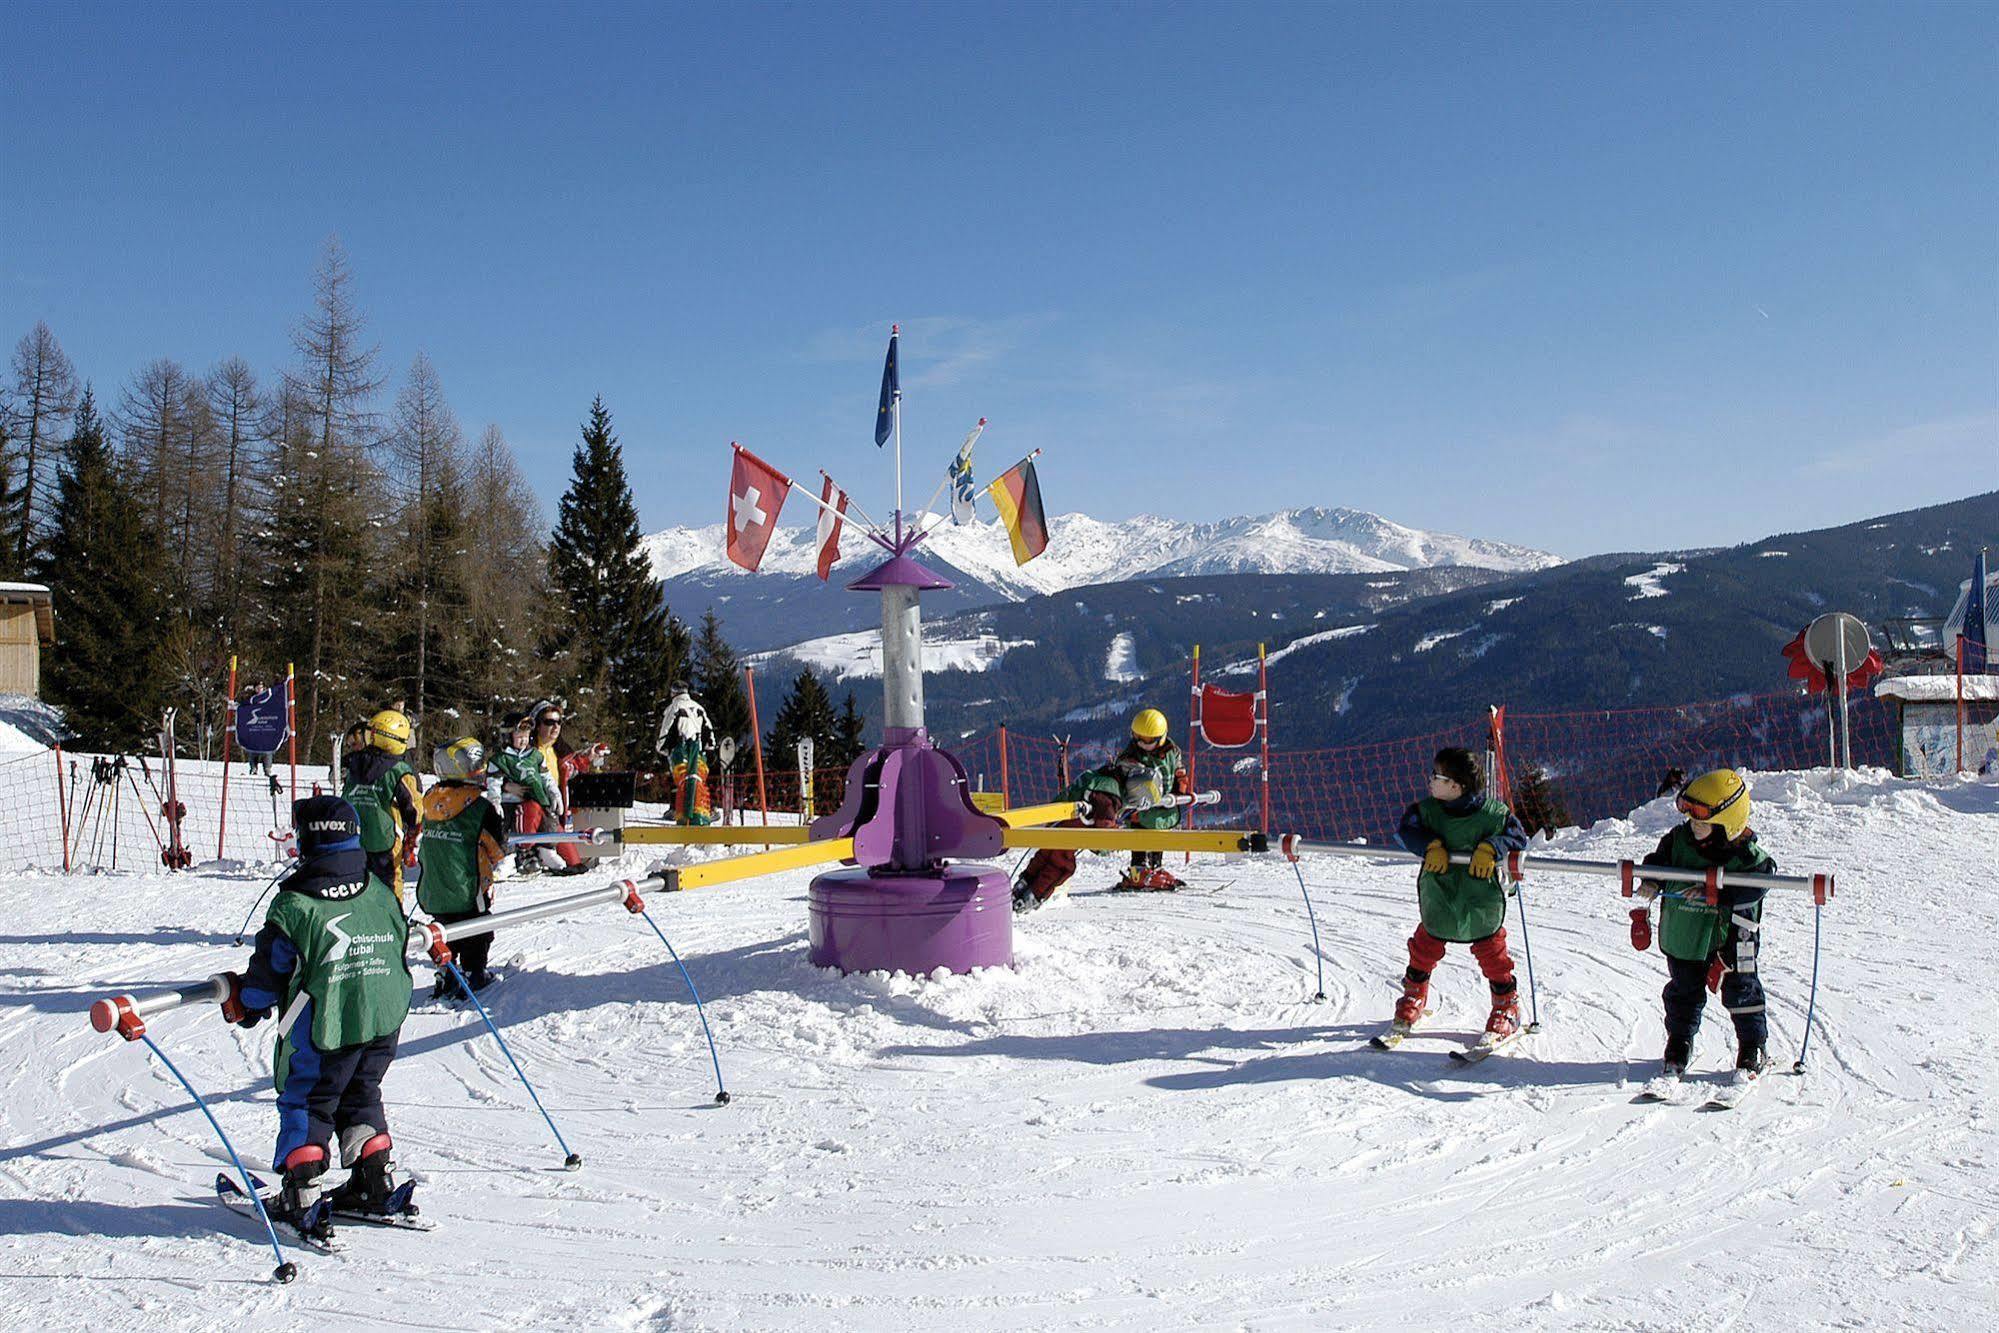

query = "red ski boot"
(1483, 989), (1522, 1040)
(1372, 973), (1430, 1049)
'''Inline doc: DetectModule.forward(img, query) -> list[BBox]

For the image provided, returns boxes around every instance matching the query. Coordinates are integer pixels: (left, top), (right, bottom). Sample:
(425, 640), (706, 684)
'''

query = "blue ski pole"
(1287, 858), (1329, 1002)
(136, 1031), (295, 1283)
(1793, 897), (1825, 1075)
(439, 956), (583, 1170)
(232, 863), (294, 945)
(633, 908), (731, 1105)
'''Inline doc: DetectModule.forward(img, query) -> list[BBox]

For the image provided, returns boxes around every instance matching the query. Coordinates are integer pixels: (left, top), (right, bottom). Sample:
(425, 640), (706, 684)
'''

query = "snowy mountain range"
(646, 507), (1561, 651)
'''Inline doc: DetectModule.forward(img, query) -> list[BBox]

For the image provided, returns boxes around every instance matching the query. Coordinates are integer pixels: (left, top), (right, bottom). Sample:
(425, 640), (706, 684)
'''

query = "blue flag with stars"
(874, 329), (899, 447)
(1964, 548), (1989, 674)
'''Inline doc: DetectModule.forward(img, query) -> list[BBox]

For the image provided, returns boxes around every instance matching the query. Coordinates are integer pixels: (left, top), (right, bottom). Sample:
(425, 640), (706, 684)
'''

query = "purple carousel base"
(807, 863), (1014, 975)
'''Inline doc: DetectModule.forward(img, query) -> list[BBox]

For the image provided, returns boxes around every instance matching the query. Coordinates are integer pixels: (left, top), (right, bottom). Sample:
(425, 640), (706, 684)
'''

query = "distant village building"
(0, 584), (56, 698)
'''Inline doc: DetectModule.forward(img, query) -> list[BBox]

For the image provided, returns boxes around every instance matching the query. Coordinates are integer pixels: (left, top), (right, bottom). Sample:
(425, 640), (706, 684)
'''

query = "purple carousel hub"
(811, 738), (1004, 869)
(808, 863), (1014, 974)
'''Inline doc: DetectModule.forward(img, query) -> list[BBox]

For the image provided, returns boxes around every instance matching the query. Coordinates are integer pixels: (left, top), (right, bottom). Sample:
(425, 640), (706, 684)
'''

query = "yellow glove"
(1421, 840), (1449, 875)
(1469, 842), (1498, 880)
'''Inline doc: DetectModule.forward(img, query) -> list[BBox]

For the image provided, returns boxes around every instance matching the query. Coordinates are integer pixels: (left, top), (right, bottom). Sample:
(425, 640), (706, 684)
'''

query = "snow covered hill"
(646, 507), (1560, 651)
(2, 767), (1993, 1328)
(647, 506), (1560, 597)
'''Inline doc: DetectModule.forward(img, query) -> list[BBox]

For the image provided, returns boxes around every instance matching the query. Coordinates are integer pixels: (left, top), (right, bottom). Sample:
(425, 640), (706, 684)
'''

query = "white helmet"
(434, 737), (487, 780)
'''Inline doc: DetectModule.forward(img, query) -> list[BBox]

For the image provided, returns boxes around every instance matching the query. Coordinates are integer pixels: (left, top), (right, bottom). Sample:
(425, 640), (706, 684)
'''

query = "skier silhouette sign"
(236, 682), (289, 754)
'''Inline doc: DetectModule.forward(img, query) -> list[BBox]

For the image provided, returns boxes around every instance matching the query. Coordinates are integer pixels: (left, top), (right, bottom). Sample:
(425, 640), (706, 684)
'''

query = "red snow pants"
(1017, 793), (1121, 902)
(1406, 924), (1515, 988)
(516, 800), (581, 868)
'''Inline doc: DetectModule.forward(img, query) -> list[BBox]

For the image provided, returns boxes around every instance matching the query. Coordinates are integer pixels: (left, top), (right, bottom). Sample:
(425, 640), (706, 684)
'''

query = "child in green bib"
(225, 795), (414, 1240)
(418, 737), (509, 999)
(1388, 748), (1529, 1041)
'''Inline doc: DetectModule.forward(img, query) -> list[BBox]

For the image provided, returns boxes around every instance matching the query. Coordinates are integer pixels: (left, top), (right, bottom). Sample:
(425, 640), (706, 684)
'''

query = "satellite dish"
(1803, 612), (1872, 671)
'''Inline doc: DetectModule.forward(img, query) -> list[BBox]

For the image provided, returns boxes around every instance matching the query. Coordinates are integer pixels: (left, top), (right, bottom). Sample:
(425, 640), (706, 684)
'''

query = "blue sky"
(2, 1), (1993, 558)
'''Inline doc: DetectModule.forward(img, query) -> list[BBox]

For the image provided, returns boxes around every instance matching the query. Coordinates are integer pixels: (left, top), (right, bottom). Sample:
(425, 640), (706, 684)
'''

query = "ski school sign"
(235, 681), (289, 753)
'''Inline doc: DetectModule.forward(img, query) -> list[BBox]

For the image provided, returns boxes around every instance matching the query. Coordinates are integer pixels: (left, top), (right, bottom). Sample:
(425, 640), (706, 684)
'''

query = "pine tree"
(546, 396), (674, 761)
(0, 416), (21, 579)
(462, 424), (550, 736)
(204, 357), (261, 636)
(766, 668), (838, 801)
(691, 610), (751, 751)
(831, 690), (869, 769)
(10, 321), (78, 567)
(256, 238), (388, 760)
(35, 390), (173, 750)
(384, 352), (467, 756)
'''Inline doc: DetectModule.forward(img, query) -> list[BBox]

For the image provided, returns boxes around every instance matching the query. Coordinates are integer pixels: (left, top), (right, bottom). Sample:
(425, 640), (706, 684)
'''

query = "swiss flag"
(814, 474), (849, 581)
(726, 443), (790, 572)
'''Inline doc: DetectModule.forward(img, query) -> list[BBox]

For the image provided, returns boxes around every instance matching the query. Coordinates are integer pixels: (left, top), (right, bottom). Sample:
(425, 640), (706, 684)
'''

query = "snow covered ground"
(1, 768), (1994, 1329)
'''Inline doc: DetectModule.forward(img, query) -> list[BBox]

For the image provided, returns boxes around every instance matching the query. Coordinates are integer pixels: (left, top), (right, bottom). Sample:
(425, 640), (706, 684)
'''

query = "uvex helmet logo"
(325, 913), (353, 961)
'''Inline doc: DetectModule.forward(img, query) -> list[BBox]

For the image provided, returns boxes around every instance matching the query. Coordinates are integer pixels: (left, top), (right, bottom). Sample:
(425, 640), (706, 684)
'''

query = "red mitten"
(1706, 957), (1725, 993)
(1628, 908), (1651, 952)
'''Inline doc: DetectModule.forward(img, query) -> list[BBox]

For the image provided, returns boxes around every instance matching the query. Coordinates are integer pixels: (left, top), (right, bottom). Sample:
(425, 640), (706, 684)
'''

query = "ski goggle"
(1675, 785), (1743, 822)
(538, 715), (563, 727)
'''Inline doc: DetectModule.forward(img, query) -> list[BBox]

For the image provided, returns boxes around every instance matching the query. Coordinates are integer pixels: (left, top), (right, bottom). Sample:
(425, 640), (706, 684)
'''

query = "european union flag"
(874, 327), (899, 447)
(1965, 548), (1989, 673)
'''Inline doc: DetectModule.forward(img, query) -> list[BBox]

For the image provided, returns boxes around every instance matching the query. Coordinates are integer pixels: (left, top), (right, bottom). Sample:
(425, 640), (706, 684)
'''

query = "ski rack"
(1274, 835), (1836, 904)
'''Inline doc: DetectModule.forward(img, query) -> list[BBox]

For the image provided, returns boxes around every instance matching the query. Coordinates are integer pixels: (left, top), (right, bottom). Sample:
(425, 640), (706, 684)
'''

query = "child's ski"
(1368, 1008), (1432, 1050)
(1449, 1029), (1528, 1064)
(1699, 1069), (1766, 1112)
(330, 1180), (433, 1231)
(1631, 1072), (1692, 1105)
(215, 1173), (339, 1253)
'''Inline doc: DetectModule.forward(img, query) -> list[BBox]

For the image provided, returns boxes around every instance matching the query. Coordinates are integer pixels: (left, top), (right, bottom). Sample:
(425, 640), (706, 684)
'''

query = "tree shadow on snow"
(0, 929), (978, 1168)
(0, 1195), (228, 1243)
(1145, 1041), (1631, 1100)
(881, 1021), (1631, 1102)
(880, 1022), (1376, 1068)
(0, 927), (241, 950)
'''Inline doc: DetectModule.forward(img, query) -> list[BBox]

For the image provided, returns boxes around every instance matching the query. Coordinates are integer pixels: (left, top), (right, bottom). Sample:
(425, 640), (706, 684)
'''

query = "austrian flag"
(726, 443), (791, 572)
(814, 474), (850, 581)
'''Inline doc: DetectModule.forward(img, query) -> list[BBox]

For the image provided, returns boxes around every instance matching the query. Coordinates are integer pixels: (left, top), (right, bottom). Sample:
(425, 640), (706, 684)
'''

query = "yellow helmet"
(433, 737), (486, 780)
(367, 708), (413, 756)
(1677, 769), (1750, 841)
(1131, 708), (1169, 742)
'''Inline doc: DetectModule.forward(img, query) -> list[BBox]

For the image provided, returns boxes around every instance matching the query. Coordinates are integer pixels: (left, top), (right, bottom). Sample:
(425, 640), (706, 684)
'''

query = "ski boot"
(1483, 987), (1522, 1040)
(1142, 868), (1184, 891)
(327, 1131), (398, 1216)
(1735, 1043), (1770, 1076)
(272, 1144), (335, 1241)
(1393, 972), (1429, 1029)
(1662, 1035), (1692, 1078)
(1115, 864), (1150, 891)
(432, 971), (467, 1003)
(466, 968), (497, 993)
(1011, 880), (1039, 914)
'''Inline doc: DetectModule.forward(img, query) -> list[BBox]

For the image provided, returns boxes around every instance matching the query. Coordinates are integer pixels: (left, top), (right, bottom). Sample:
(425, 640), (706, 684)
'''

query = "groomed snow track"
(1, 769), (1993, 1329)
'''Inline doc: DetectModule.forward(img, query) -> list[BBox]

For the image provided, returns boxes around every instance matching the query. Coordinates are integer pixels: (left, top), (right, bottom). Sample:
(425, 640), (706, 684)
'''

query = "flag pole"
(892, 325), (904, 542)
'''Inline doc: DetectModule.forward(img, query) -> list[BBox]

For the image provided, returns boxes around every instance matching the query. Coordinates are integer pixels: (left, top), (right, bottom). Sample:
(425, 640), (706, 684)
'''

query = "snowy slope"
(2, 768), (1994, 1329)
(644, 506), (1561, 600)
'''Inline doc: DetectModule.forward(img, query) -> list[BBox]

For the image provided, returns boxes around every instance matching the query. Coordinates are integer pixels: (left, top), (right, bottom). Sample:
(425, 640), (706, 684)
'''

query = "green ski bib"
(1414, 796), (1511, 943)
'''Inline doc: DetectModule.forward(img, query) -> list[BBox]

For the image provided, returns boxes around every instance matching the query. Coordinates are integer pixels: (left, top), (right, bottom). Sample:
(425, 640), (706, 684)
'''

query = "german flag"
(987, 457), (1048, 566)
